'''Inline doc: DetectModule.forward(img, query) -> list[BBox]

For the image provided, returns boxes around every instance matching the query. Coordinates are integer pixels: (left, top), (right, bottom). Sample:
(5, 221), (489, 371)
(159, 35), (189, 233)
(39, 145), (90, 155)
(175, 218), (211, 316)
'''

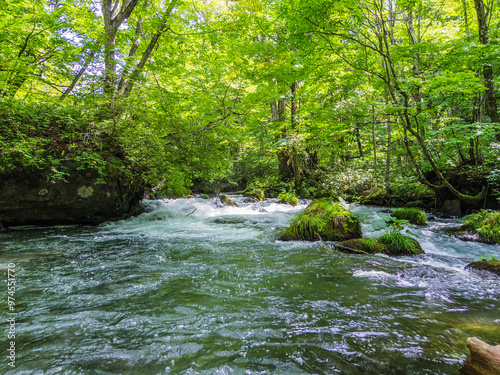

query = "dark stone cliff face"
(0, 165), (144, 226)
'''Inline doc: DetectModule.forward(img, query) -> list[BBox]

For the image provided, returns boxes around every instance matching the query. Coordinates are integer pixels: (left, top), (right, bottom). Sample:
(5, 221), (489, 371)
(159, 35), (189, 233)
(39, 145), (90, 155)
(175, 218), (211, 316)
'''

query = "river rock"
(0, 164), (144, 226)
(466, 261), (500, 276)
(336, 236), (425, 256)
(219, 195), (238, 207)
(242, 197), (258, 204)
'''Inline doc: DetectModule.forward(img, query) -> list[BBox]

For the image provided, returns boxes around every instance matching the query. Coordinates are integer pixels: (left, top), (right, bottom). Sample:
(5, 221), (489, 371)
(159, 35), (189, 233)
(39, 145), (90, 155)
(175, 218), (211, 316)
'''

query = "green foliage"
(378, 233), (424, 256)
(337, 235), (424, 256)
(363, 238), (380, 252)
(200, 194), (210, 199)
(283, 213), (326, 241)
(392, 208), (428, 225)
(277, 191), (299, 206)
(390, 179), (435, 202)
(0, 99), (128, 182)
(479, 254), (498, 262)
(243, 182), (267, 201)
(462, 210), (500, 244)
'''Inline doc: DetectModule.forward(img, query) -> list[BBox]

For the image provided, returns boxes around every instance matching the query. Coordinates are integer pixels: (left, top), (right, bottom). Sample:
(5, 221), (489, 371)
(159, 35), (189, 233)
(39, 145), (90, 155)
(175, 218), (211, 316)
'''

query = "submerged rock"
(242, 197), (258, 204)
(280, 198), (361, 241)
(0, 164), (144, 226)
(212, 217), (245, 224)
(336, 235), (425, 256)
(466, 261), (500, 276)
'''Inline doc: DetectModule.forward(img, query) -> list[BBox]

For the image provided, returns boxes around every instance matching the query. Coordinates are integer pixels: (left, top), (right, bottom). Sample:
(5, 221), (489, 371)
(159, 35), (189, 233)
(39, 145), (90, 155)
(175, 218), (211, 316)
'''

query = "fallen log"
(460, 337), (500, 375)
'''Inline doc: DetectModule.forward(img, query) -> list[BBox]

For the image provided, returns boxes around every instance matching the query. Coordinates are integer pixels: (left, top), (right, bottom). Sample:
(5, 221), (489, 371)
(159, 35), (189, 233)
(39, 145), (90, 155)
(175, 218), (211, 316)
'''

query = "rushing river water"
(1, 196), (499, 374)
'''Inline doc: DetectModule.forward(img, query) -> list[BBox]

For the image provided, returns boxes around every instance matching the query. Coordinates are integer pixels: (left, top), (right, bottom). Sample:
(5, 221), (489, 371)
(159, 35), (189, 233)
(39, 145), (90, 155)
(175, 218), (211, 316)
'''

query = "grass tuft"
(379, 232), (423, 255)
(392, 208), (427, 225)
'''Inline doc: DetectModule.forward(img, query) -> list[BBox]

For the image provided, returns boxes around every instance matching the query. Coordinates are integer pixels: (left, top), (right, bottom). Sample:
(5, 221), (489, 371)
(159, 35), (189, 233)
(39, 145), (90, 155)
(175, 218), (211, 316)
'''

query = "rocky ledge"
(0, 164), (144, 227)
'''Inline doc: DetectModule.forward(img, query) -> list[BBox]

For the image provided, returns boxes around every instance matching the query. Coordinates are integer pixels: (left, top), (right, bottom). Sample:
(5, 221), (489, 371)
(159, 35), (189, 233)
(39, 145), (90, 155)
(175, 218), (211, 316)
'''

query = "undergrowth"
(462, 210), (500, 244)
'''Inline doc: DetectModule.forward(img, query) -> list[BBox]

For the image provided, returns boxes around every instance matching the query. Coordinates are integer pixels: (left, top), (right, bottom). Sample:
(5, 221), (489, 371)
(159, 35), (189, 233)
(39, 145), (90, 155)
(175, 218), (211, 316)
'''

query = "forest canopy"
(1, 0), (499, 206)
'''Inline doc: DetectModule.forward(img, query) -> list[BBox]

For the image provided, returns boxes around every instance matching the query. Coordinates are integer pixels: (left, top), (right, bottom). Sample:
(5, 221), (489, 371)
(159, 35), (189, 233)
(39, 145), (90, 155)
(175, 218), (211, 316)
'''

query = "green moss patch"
(219, 194), (237, 207)
(280, 198), (362, 241)
(336, 234), (424, 256)
(244, 188), (265, 201)
(392, 208), (427, 225)
(461, 210), (500, 244)
(466, 261), (500, 276)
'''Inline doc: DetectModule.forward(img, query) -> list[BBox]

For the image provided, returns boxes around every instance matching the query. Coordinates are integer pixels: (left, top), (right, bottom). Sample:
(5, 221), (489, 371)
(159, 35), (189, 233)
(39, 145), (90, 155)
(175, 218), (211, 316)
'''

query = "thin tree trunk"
(119, 0), (178, 98)
(60, 51), (96, 101)
(473, 0), (500, 141)
(372, 105), (377, 177)
(462, 0), (470, 35)
(386, 113), (391, 190)
(277, 97), (292, 179)
(290, 82), (301, 189)
(355, 125), (364, 158)
(101, 0), (139, 96)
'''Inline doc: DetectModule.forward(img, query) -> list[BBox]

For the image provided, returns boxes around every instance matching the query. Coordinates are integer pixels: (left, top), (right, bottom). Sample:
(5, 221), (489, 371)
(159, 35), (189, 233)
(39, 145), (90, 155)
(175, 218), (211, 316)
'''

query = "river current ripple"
(0, 196), (499, 374)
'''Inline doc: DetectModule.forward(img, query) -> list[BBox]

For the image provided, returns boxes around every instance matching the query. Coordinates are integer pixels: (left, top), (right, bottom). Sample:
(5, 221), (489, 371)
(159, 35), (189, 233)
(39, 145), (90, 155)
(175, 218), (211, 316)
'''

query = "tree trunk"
(60, 51), (96, 101)
(276, 97), (292, 179)
(290, 82), (301, 189)
(462, 0), (470, 35)
(371, 105), (377, 177)
(101, 0), (139, 96)
(355, 125), (364, 158)
(473, 0), (500, 142)
(460, 337), (500, 375)
(386, 113), (391, 190)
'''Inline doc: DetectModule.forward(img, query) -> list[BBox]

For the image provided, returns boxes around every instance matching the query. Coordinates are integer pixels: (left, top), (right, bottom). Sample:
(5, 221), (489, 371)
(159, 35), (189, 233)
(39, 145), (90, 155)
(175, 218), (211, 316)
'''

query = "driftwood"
(460, 337), (500, 375)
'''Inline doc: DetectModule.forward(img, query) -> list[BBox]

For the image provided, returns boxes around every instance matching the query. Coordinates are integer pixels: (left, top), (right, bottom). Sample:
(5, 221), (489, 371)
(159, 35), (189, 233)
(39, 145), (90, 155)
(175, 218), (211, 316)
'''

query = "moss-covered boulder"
(392, 208), (427, 225)
(277, 191), (299, 206)
(466, 261), (500, 276)
(219, 194), (238, 207)
(279, 198), (361, 241)
(460, 210), (500, 244)
(336, 234), (425, 256)
(244, 188), (265, 201)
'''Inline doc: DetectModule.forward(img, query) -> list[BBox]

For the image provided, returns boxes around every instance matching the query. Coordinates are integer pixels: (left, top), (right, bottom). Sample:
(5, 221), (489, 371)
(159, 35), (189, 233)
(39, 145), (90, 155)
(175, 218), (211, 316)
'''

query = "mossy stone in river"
(466, 261), (500, 276)
(392, 208), (427, 225)
(219, 194), (238, 207)
(461, 210), (500, 244)
(280, 198), (361, 241)
(336, 234), (424, 256)
(245, 188), (265, 201)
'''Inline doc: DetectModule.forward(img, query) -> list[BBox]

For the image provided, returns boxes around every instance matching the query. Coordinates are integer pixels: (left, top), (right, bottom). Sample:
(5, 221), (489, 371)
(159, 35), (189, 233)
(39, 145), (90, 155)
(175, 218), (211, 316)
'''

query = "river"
(1, 196), (499, 374)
